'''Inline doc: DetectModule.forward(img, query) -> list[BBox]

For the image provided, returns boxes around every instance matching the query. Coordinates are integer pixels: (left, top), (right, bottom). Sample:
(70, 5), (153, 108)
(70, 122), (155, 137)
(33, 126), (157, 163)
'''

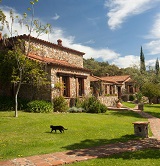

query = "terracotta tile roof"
(126, 78), (134, 83)
(17, 34), (85, 56)
(28, 53), (90, 72)
(100, 75), (131, 83)
(90, 75), (101, 82)
(90, 75), (117, 83)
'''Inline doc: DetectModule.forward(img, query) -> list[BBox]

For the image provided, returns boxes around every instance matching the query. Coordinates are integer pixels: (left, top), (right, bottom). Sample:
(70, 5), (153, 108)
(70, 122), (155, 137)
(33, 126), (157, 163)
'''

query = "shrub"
(53, 96), (68, 112)
(0, 96), (14, 111)
(121, 95), (129, 102)
(135, 92), (143, 103)
(75, 97), (83, 108)
(129, 94), (135, 101)
(69, 98), (76, 107)
(99, 103), (108, 113)
(81, 96), (107, 113)
(25, 100), (53, 113)
(17, 98), (30, 110)
(0, 96), (29, 111)
(68, 107), (85, 113)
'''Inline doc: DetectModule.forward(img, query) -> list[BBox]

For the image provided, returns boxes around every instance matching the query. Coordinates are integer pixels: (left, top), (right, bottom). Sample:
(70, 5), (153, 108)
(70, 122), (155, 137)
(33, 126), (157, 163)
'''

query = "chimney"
(57, 39), (62, 46)
(0, 32), (2, 40)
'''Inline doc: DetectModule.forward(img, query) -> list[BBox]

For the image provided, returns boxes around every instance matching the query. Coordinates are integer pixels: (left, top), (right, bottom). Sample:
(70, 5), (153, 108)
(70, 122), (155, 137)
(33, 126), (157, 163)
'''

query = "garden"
(0, 109), (144, 160)
(0, 96), (160, 165)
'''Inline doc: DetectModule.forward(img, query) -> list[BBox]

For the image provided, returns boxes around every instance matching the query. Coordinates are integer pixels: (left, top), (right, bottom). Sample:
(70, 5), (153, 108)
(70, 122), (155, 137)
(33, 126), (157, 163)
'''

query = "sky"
(0, 0), (160, 68)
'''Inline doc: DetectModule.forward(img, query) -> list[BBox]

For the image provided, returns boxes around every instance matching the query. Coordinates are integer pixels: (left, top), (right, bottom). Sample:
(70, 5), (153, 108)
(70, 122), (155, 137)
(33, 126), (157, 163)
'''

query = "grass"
(122, 102), (136, 108)
(144, 104), (160, 118)
(0, 110), (145, 160)
(69, 149), (160, 166)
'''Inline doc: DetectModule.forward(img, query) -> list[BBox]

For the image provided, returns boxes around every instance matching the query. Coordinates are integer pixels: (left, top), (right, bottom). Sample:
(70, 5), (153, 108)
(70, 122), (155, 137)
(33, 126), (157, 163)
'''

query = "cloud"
(111, 55), (140, 68)
(111, 55), (157, 68)
(1, 7), (27, 35)
(55, 38), (120, 61)
(52, 13), (60, 20)
(105, 0), (160, 30)
(84, 40), (95, 44)
(144, 13), (160, 55)
(144, 40), (160, 55)
(145, 13), (160, 39)
(145, 59), (157, 68)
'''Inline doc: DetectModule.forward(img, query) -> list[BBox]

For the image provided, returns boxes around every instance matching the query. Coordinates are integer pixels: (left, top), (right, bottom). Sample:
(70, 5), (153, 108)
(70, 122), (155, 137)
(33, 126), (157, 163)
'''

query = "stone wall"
(25, 41), (84, 68)
(50, 66), (90, 100)
(18, 65), (90, 102)
(98, 96), (118, 107)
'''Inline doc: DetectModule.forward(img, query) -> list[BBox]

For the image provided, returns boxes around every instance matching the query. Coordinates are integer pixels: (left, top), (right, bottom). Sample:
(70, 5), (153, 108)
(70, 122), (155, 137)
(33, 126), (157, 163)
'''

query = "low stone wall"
(98, 96), (118, 107)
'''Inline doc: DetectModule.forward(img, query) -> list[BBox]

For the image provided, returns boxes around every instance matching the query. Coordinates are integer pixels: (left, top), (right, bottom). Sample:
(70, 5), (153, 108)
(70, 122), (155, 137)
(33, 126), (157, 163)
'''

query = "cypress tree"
(155, 58), (159, 75)
(140, 46), (146, 73)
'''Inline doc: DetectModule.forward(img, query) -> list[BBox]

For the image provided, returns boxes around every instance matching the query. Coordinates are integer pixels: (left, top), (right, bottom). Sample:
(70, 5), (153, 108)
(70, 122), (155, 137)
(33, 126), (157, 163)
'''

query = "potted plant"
(135, 92), (144, 111)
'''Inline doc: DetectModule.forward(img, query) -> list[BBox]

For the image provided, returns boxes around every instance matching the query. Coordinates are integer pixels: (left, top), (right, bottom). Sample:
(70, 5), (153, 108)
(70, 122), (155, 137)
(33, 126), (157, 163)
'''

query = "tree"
(123, 65), (146, 90)
(140, 46), (146, 74)
(0, 0), (51, 117)
(83, 58), (123, 76)
(141, 82), (160, 104)
(155, 58), (159, 76)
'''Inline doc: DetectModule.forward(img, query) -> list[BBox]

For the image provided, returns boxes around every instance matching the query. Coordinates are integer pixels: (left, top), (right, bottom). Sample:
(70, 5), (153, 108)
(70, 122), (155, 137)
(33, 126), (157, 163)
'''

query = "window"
(110, 85), (113, 94)
(78, 78), (84, 96)
(62, 76), (70, 97)
(105, 85), (108, 94)
(129, 85), (134, 93)
(57, 72), (86, 97)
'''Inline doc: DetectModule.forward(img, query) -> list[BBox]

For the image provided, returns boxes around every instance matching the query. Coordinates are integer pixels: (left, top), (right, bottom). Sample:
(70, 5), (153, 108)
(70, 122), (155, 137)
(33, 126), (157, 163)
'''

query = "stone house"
(0, 34), (91, 105)
(90, 75), (138, 105)
(100, 75), (138, 99)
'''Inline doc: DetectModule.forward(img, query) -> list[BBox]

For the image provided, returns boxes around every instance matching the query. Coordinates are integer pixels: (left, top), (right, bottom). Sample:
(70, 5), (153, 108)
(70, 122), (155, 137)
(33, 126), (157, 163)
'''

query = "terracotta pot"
(116, 102), (122, 108)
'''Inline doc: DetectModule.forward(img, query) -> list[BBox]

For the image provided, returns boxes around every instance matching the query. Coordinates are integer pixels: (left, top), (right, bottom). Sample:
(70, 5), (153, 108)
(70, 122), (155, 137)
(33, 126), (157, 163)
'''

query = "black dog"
(50, 125), (68, 133)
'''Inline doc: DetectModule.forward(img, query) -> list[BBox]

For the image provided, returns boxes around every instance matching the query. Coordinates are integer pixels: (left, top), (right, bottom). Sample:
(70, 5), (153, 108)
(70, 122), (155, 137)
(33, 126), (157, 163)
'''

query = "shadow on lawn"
(62, 134), (138, 151)
(107, 110), (142, 118)
(62, 136), (160, 159)
(145, 111), (160, 119)
(105, 148), (160, 160)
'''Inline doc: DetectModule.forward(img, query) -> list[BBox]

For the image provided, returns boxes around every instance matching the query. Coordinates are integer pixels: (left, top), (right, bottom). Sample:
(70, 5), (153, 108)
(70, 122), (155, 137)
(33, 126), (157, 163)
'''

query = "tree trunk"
(15, 92), (18, 117)
(14, 70), (22, 117)
(149, 98), (152, 105)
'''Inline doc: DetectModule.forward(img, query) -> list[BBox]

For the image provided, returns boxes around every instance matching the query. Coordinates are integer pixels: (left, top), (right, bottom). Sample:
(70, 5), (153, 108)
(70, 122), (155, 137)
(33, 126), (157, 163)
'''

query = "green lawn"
(122, 102), (136, 108)
(0, 110), (145, 160)
(144, 104), (160, 118)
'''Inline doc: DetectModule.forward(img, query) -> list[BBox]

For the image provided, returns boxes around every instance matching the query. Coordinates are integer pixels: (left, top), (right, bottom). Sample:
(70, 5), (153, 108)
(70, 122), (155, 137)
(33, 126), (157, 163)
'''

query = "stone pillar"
(132, 121), (149, 138)
(138, 103), (144, 111)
